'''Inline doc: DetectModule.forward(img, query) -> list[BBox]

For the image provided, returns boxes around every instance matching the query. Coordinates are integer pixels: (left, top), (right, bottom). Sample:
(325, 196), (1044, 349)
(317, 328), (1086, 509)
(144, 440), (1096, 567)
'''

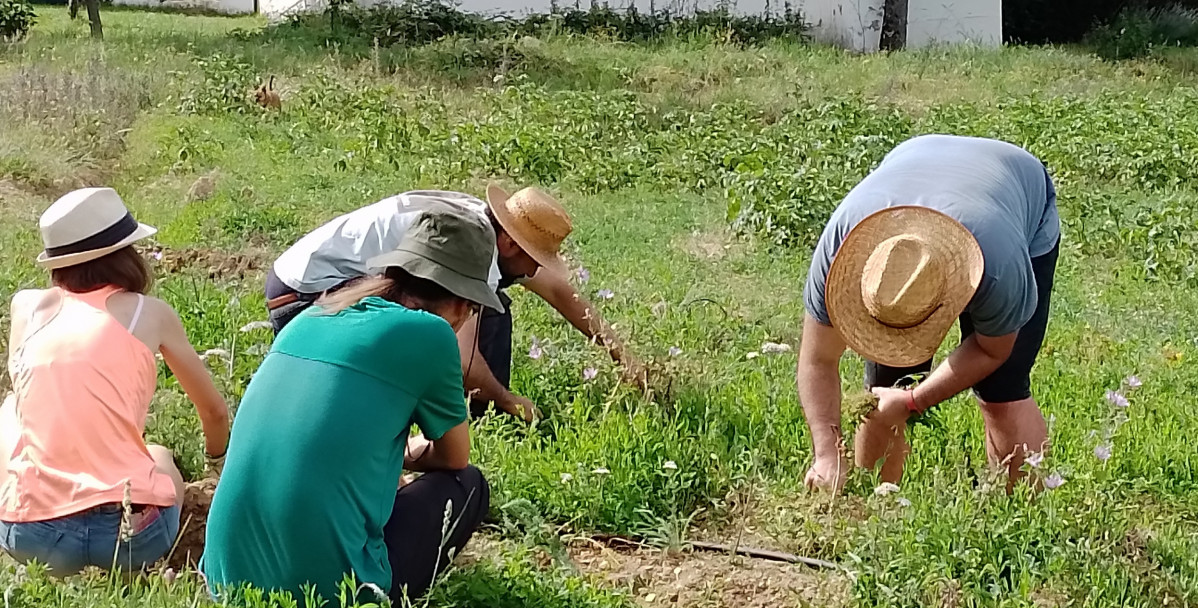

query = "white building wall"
(797, 0), (883, 53)
(905, 0), (1001, 47)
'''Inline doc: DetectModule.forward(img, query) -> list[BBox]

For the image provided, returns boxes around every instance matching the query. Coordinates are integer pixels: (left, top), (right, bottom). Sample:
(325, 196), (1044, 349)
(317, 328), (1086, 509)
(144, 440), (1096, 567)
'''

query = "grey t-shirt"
(804, 134), (1060, 337)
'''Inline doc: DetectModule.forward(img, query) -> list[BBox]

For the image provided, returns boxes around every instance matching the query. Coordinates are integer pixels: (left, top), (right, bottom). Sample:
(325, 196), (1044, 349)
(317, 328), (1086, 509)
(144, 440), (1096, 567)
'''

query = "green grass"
(4, 6), (1198, 607)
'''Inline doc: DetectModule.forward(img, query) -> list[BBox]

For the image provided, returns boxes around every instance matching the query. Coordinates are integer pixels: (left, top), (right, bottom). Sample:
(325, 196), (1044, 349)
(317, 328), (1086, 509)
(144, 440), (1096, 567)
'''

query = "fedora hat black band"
(44, 211), (138, 258)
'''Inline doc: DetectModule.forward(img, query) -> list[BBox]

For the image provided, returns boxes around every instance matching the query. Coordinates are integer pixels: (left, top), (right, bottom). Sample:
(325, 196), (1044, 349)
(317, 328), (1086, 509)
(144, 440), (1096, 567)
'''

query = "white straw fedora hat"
(485, 183), (572, 276)
(825, 206), (984, 367)
(36, 188), (157, 270)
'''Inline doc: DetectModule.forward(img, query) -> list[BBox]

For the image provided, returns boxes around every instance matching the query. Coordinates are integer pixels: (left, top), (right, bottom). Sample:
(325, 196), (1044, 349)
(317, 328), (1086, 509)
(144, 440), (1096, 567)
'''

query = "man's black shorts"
(865, 239), (1059, 404)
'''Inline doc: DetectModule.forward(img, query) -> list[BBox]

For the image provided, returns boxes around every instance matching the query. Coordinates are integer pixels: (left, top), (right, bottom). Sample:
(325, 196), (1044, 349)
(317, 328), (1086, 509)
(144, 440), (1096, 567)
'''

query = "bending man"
(265, 184), (642, 421)
(798, 134), (1060, 492)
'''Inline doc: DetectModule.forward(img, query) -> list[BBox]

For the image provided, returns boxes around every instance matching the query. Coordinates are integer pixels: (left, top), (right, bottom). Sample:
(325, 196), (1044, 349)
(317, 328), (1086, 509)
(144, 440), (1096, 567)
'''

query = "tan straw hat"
(485, 183), (572, 275)
(36, 187), (157, 270)
(825, 206), (983, 367)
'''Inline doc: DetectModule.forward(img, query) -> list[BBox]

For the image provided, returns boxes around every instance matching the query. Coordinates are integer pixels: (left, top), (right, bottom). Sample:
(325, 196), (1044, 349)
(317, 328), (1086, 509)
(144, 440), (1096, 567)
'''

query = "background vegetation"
(2, 1), (1198, 606)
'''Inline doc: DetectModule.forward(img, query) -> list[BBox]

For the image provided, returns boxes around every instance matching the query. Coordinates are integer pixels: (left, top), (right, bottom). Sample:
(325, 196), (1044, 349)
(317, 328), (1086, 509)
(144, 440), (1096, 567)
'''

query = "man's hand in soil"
(804, 453), (850, 493)
(504, 394), (541, 424)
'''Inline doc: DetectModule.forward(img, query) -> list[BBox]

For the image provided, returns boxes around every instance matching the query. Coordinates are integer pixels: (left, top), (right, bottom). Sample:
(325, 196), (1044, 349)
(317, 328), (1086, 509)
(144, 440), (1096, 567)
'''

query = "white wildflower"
(239, 320), (272, 332)
(761, 342), (792, 354)
(874, 482), (900, 496)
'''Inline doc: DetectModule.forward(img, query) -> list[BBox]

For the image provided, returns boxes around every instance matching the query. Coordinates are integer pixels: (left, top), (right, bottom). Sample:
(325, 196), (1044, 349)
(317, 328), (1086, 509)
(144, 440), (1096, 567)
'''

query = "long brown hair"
(50, 246), (152, 294)
(316, 267), (462, 315)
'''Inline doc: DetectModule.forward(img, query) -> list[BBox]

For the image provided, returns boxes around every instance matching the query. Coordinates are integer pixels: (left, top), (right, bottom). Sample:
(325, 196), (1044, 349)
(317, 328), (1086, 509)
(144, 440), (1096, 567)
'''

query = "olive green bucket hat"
(366, 206), (505, 313)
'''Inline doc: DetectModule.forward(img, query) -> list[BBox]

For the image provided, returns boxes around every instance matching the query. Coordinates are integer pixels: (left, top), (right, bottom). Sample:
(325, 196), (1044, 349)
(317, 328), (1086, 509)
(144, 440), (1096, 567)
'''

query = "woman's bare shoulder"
(10, 289), (50, 312)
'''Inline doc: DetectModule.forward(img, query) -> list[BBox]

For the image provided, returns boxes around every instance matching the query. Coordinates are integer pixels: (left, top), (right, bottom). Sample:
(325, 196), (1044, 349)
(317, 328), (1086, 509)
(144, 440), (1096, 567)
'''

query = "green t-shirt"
(200, 297), (467, 602)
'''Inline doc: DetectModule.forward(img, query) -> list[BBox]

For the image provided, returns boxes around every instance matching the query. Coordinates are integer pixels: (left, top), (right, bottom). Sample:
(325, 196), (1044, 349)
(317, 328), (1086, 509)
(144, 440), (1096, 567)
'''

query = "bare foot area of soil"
(677, 229), (737, 261)
(567, 540), (849, 608)
(167, 478), (217, 570)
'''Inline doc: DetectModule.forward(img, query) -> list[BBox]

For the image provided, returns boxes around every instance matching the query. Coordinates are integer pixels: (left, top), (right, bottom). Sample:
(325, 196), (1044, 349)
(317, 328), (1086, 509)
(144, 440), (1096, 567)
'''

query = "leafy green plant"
(177, 53), (259, 116)
(276, 0), (806, 49)
(0, 0), (34, 41)
(1087, 4), (1198, 60)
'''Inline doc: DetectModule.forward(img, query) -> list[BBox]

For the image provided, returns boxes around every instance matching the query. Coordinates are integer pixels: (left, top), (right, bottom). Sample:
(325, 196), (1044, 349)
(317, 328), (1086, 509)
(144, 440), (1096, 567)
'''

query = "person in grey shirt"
(797, 134), (1060, 493)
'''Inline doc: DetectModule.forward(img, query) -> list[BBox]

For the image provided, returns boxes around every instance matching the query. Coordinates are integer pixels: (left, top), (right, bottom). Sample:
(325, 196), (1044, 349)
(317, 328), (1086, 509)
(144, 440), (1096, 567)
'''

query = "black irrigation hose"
(590, 533), (842, 571)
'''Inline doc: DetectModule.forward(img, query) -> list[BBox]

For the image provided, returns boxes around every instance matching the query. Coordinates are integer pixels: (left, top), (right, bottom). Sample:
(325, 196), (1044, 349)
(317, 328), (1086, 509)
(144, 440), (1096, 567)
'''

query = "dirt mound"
(167, 478), (217, 570)
(146, 246), (269, 281)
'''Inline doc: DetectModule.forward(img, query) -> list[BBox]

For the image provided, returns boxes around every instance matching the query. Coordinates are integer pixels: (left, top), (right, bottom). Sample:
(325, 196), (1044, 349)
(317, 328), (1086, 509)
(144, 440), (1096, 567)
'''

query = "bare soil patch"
(167, 478), (216, 570)
(567, 540), (849, 608)
(147, 245), (270, 280)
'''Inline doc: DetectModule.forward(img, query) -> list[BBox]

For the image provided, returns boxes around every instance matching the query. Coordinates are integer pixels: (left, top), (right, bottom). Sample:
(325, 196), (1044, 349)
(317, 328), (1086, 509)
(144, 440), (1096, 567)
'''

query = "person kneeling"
(200, 207), (496, 604)
(0, 188), (230, 574)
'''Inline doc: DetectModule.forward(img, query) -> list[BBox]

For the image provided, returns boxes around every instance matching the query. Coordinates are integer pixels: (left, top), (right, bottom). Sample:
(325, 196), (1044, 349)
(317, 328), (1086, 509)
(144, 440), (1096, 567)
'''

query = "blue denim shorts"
(0, 503), (181, 574)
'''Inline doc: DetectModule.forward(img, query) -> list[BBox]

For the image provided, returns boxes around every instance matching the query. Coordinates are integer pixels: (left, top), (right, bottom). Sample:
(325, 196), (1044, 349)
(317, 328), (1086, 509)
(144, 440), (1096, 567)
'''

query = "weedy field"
(3, 5), (1198, 607)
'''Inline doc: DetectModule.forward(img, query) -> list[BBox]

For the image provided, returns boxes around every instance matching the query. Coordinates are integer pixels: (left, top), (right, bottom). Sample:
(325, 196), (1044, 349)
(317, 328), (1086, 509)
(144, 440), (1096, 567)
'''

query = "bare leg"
(147, 444), (185, 508)
(0, 394), (19, 489)
(854, 417), (910, 485)
(979, 397), (1048, 492)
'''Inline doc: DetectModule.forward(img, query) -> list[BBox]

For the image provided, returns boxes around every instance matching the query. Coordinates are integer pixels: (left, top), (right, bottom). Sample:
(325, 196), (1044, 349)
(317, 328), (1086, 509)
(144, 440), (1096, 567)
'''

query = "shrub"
(177, 53), (259, 115)
(1087, 4), (1198, 60)
(514, 3), (809, 45)
(277, 0), (807, 49)
(0, 0), (35, 41)
(1004, 0), (1198, 44)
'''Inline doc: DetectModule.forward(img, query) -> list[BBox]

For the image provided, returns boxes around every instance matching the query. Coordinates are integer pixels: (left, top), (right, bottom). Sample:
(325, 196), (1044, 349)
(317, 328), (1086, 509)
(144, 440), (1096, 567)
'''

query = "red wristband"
(906, 390), (921, 414)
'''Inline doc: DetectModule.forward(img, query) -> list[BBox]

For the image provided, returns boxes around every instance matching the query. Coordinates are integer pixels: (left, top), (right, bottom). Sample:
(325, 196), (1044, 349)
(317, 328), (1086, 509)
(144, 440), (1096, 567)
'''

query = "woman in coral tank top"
(0, 187), (230, 574)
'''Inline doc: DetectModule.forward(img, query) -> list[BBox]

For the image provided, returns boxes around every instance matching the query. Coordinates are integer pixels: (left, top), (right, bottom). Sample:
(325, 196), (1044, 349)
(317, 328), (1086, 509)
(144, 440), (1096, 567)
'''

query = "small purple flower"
(1105, 390), (1130, 408)
(577, 267), (591, 283)
(152, 251), (164, 261)
(163, 567), (177, 583)
(1094, 444), (1112, 462)
(1025, 451), (1044, 468)
(1044, 473), (1065, 490)
(583, 367), (598, 381)
(597, 289), (614, 300)
(668, 346), (682, 357)
(529, 336), (543, 360)
(1125, 375), (1142, 389)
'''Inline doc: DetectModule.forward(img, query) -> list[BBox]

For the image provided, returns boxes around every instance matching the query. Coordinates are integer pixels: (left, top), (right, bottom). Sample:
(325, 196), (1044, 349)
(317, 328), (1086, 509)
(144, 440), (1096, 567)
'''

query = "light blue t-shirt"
(804, 134), (1060, 337)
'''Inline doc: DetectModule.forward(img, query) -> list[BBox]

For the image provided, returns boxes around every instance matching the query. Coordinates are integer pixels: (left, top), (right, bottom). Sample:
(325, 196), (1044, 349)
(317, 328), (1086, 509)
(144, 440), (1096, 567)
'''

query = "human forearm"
(912, 335), (1009, 410)
(464, 358), (521, 415)
(797, 314), (850, 460)
(526, 272), (628, 363)
(404, 427), (470, 472)
(798, 359), (845, 459)
(196, 395), (231, 456)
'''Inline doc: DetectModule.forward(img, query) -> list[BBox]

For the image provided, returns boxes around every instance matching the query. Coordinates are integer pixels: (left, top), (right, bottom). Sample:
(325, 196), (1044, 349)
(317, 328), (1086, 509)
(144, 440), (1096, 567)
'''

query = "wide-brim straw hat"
(825, 206), (984, 367)
(367, 205), (506, 313)
(485, 183), (572, 276)
(36, 187), (157, 270)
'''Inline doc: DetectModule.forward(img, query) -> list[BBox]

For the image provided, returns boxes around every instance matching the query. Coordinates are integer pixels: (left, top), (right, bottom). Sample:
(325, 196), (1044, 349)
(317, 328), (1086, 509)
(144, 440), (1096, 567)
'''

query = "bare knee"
(979, 397), (1049, 483)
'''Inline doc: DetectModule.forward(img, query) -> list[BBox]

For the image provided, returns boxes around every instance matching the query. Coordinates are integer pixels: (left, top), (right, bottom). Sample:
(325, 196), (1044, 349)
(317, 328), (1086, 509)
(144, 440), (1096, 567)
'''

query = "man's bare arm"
(797, 313), (848, 462)
(523, 269), (632, 365)
(912, 332), (1016, 410)
(456, 315), (539, 421)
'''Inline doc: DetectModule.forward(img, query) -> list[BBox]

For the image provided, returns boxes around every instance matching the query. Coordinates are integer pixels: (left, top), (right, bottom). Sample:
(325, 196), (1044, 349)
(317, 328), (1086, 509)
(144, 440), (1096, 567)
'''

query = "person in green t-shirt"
(200, 206), (503, 604)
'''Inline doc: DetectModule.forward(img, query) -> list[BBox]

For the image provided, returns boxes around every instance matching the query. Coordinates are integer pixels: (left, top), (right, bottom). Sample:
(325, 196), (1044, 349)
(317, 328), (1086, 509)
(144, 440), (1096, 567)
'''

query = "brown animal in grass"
(186, 169), (219, 203)
(254, 76), (282, 110)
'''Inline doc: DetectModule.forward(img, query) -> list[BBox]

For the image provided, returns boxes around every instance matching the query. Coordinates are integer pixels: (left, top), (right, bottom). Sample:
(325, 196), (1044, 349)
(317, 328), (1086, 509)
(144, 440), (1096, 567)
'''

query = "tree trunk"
(879, 0), (908, 51)
(84, 0), (103, 39)
(68, 0), (79, 20)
